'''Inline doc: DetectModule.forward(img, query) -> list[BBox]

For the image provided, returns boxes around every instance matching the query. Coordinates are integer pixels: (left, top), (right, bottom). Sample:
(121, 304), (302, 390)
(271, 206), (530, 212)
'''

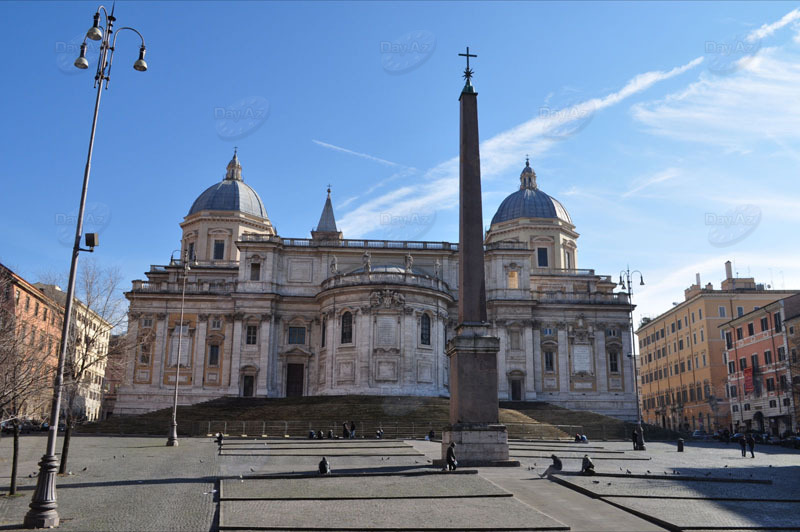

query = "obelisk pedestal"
(436, 49), (517, 467)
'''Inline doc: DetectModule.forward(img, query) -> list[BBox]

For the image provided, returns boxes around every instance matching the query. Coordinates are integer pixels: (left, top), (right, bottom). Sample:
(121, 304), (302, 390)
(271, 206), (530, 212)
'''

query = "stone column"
(257, 314), (271, 396)
(229, 313), (243, 395)
(152, 313), (167, 389)
(193, 315), (208, 388)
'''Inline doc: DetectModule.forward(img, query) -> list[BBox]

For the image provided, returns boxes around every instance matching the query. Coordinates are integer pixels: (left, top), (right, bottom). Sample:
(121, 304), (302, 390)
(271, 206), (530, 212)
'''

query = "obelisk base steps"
(434, 423), (520, 467)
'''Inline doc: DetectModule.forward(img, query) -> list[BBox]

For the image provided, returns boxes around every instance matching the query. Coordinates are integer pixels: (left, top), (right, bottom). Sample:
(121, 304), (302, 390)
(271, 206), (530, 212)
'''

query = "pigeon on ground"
(724, 465), (728, 468)
(318, 457), (331, 475)
(646, 470), (651, 474)
(592, 480), (600, 484)
(704, 472), (711, 477)
(626, 469), (632, 475)
(82, 467), (88, 471)
(250, 467), (255, 472)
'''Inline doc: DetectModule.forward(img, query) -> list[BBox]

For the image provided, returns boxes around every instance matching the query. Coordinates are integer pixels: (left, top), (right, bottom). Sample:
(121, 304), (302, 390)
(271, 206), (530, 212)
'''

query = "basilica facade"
(114, 152), (638, 420)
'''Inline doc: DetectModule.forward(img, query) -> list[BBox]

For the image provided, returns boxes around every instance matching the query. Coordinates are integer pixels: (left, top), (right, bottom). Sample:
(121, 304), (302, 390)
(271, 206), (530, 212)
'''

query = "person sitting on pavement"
(309, 430), (315, 439)
(540, 454), (563, 478)
(318, 457), (331, 475)
(581, 454), (595, 476)
(327, 430), (333, 439)
(428, 429), (435, 441)
(575, 433), (582, 442)
(581, 434), (589, 443)
(316, 430), (324, 440)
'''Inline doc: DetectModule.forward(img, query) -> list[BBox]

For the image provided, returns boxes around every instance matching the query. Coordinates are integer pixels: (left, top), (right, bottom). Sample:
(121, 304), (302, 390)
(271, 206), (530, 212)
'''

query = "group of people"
(574, 433), (589, 443)
(342, 421), (357, 439)
(308, 429), (334, 439)
(738, 433), (757, 457)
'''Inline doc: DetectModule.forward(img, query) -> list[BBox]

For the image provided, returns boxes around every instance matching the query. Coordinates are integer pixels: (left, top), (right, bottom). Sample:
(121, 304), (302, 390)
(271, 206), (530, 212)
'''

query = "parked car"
(691, 430), (710, 440)
(780, 436), (800, 449)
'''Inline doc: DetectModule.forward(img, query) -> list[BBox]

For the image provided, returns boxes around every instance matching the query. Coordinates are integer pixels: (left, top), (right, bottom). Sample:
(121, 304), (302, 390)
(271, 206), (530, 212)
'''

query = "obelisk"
(440, 48), (516, 466)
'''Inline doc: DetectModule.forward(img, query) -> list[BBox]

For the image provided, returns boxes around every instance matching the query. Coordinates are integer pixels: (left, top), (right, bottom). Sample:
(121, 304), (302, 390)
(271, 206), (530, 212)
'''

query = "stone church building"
(114, 152), (638, 420)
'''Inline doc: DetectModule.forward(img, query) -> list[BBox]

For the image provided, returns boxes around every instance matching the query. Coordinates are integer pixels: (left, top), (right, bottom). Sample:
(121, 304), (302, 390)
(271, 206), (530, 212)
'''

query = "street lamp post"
(167, 250), (192, 447)
(620, 265), (646, 451)
(24, 5), (147, 528)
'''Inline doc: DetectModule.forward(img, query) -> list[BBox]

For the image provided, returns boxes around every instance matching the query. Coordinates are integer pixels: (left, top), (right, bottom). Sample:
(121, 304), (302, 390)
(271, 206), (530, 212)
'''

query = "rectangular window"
(728, 361), (736, 374)
(537, 248), (548, 268)
(609, 352), (619, 373)
(187, 242), (195, 261)
(544, 351), (554, 372)
(341, 313), (354, 344)
(777, 346), (786, 360)
(677, 320), (682, 331)
(679, 339), (684, 350)
(744, 403), (751, 411)
(702, 354), (706, 366)
(142, 317), (153, 328)
(213, 240), (225, 260)
(288, 326), (305, 344)
(769, 399), (777, 408)
(674, 363), (679, 374)
(687, 359), (692, 371)
(747, 323), (754, 336)
(211, 317), (222, 330)
(764, 350), (772, 364)
(250, 263), (261, 281)
(751, 354), (759, 369)
(680, 361), (685, 373)
(737, 306), (744, 317)
(208, 344), (220, 366)
(138, 343), (150, 365)
(246, 325), (258, 345)
(698, 308), (702, 320)
(719, 306), (726, 318)
(689, 387), (696, 401)
(671, 323), (675, 333)
(739, 357), (747, 369)
(691, 312), (695, 323)
(766, 378), (775, 392)
(725, 331), (733, 349)
(565, 251), (571, 270)
(700, 329), (704, 342)
(780, 375), (788, 391)
(693, 333), (697, 345)
(774, 312), (782, 332)
(729, 385), (737, 397)
(760, 317), (768, 332)
(736, 327), (743, 340)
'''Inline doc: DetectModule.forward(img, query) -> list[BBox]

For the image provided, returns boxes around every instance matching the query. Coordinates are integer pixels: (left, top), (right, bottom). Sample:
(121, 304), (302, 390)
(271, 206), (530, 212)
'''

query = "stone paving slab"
(509, 448), (626, 454)
(603, 498), (800, 530)
(511, 452), (651, 461)
(559, 476), (797, 501)
(222, 473), (510, 499)
(222, 448), (422, 457)
(241, 455), (431, 469)
(220, 497), (569, 530)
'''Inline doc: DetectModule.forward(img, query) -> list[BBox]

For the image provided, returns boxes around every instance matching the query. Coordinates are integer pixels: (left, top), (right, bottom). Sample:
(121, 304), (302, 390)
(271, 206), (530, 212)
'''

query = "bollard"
(677, 438), (684, 452)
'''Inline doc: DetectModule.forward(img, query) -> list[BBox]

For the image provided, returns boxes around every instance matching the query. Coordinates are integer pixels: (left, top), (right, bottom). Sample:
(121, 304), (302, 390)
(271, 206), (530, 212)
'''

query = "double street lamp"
(24, 6), (146, 528)
(620, 266), (646, 451)
(167, 250), (193, 447)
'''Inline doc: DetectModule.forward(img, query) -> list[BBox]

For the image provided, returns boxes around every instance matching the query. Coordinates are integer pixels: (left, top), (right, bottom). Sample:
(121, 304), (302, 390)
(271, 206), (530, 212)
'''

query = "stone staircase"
(501, 401), (681, 441)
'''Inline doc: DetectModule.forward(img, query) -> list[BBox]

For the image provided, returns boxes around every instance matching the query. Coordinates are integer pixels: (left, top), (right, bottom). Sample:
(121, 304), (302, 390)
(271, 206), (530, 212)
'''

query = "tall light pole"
(25, 5), (147, 528)
(167, 250), (192, 446)
(620, 266), (646, 451)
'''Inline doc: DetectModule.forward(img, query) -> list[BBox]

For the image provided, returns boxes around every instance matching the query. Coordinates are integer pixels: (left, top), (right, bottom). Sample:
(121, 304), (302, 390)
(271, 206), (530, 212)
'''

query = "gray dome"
(491, 188), (571, 225)
(490, 159), (571, 225)
(187, 151), (268, 219)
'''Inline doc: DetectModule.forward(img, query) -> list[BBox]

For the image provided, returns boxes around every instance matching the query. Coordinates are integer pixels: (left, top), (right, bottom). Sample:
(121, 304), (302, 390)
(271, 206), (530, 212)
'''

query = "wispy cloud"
(339, 57), (703, 237)
(747, 8), (800, 42)
(622, 168), (680, 198)
(312, 139), (413, 169)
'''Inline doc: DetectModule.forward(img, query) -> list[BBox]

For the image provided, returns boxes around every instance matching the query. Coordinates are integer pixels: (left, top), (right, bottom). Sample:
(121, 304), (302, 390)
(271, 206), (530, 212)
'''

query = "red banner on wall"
(743, 367), (754, 394)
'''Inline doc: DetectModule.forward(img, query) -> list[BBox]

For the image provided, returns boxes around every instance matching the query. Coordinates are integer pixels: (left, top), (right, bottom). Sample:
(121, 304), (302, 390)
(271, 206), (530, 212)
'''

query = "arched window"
(420, 314), (431, 345)
(608, 351), (619, 373)
(341, 312), (353, 344)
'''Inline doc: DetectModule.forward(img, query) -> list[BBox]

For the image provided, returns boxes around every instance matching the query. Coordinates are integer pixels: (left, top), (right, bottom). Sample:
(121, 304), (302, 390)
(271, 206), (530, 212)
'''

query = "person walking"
(446, 442), (457, 471)
(746, 433), (756, 458)
(350, 420), (356, 439)
(631, 429), (638, 451)
(342, 422), (349, 439)
(738, 435), (747, 457)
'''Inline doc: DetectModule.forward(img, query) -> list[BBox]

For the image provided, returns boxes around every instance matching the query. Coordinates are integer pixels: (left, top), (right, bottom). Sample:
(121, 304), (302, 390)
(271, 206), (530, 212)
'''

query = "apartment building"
(637, 261), (796, 433)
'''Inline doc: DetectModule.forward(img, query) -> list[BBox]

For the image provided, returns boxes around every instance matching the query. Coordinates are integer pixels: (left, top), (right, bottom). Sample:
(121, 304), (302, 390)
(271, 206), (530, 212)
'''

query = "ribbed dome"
(490, 159), (571, 225)
(187, 151), (268, 219)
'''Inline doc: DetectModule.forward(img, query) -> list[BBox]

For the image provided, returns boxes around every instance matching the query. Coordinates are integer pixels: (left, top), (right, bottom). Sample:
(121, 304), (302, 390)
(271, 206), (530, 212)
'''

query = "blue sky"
(1, 1), (799, 325)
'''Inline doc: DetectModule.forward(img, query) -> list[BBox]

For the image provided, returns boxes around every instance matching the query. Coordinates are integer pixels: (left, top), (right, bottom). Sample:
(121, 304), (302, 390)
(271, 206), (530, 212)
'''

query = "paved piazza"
(1, 434), (799, 530)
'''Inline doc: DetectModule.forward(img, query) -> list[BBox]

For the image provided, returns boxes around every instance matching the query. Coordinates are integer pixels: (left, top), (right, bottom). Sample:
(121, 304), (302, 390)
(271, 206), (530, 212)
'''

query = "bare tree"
(0, 271), (56, 495)
(37, 259), (129, 474)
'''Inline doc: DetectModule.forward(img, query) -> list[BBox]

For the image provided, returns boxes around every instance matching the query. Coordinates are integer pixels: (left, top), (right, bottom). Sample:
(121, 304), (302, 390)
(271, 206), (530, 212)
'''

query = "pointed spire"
(519, 156), (537, 190)
(311, 186), (342, 240)
(224, 147), (242, 181)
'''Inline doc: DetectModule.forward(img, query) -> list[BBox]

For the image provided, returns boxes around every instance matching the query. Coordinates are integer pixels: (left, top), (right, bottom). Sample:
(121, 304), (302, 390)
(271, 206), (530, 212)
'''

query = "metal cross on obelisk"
(458, 46), (477, 80)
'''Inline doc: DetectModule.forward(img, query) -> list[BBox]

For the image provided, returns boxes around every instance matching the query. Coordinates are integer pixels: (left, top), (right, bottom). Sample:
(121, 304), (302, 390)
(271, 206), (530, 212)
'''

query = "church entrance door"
(242, 375), (255, 397)
(510, 379), (522, 401)
(286, 363), (304, 397)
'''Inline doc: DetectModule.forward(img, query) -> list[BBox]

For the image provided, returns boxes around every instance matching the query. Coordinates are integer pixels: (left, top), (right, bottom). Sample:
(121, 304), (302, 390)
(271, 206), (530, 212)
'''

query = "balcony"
(320, 271), (451, 294)
(130, 280), (236, 295)
(532, 291), (628, 305)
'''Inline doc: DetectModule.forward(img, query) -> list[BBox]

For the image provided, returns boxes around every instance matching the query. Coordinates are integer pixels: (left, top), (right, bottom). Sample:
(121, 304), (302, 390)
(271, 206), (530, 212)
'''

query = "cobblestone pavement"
(509, 439), (800, 531)
(0, 434), (217, 531)
(2, 435), (796, 531)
